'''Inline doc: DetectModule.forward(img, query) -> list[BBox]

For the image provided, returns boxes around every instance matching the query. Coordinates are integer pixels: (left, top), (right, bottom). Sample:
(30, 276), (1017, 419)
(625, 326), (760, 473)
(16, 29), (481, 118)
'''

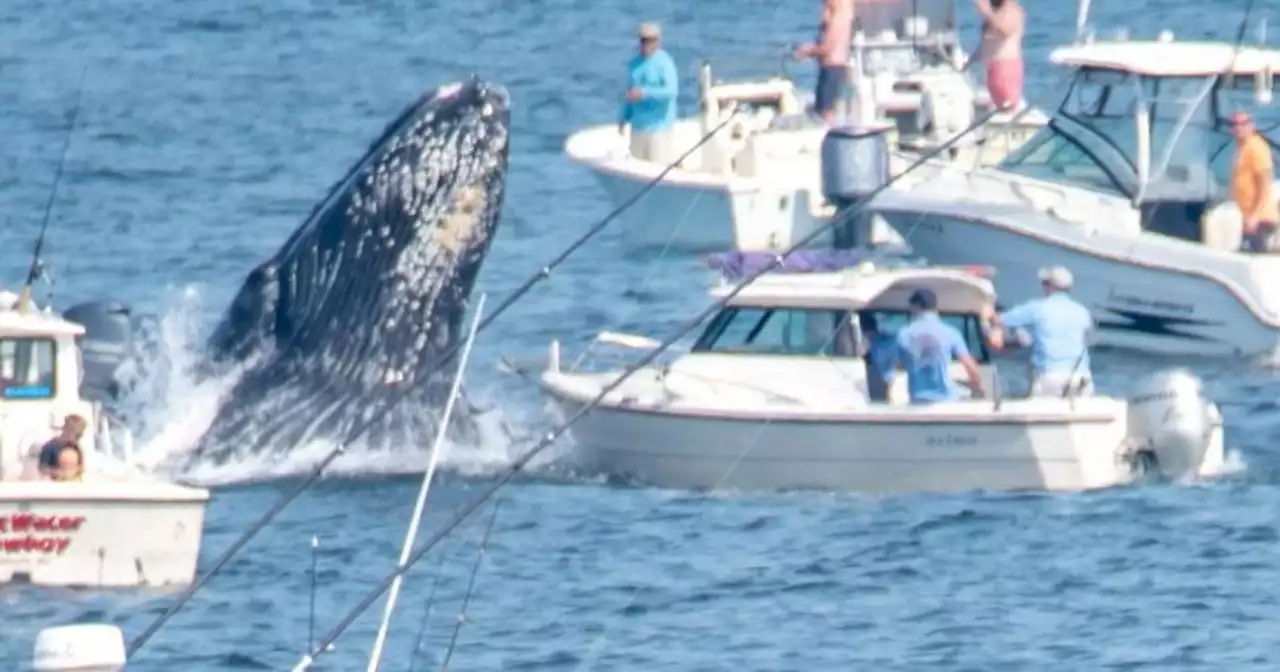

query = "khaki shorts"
(630, 129), (678, 165)
(1029, 374), (1094, 398)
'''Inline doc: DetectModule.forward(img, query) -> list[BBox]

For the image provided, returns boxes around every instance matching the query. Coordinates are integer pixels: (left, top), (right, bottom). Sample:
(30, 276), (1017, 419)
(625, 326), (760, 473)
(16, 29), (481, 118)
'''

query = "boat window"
(0, 338), (57, 400)
(692, 307), (856, 357)
(996, 117), (1134, 196)
(863, 311), (989, 362)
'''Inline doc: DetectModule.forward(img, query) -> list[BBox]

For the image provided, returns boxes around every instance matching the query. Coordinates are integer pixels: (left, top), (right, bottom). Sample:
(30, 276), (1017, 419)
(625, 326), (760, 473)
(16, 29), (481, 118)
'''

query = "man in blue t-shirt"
(980, 265), (1095, 397)
(892, 288), (985, 404)
(619, 22), (679, 165)
(37, 414), (87, 479)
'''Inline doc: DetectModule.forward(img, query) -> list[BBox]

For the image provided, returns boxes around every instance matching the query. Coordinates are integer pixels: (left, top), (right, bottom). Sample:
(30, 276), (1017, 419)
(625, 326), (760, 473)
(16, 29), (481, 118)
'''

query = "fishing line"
(291, 108), (1003, 666)
(437, 498), (502, 671)
(125, 107), (742, 658)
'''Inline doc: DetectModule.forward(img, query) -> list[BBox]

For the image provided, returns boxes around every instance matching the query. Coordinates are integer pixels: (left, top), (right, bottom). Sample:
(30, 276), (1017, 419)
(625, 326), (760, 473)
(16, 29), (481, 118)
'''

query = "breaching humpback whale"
(188, 77), (511, 465)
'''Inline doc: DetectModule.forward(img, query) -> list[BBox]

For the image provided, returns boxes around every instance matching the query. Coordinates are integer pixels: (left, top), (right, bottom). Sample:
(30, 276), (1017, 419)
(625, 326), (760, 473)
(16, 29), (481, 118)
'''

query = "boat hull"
(885, 207), (1280, 359)
(0, 482), (208, 587)
(543, 391), (1138, 493)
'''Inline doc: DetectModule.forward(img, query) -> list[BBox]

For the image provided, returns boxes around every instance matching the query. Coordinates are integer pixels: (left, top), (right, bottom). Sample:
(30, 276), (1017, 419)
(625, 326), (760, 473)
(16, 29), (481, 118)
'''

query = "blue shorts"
(815, 66), (848, 115)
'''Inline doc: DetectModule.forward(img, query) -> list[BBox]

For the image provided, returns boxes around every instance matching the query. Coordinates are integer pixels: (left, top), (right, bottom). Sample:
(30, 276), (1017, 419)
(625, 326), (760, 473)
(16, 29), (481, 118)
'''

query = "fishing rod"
(125, 106), (744, 658)
(18, 65), (89, 315)
(366, 294), (488, 672)
(292, 109), (1004, 666)
(437, 498), (502, 671)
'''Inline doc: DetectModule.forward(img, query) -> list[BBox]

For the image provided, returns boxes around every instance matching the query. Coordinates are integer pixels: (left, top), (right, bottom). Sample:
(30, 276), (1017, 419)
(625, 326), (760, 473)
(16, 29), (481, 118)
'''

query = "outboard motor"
(820, 121), (893, 249)
(61, 301), (133, 401)
(1125, 368), (1217, 479)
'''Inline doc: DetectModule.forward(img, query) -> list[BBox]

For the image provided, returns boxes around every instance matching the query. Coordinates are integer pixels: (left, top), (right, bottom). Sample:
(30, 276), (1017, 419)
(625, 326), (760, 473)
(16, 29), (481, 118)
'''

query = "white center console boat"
(538, 253), (1225, 493)
(564, 0), (1048, 252)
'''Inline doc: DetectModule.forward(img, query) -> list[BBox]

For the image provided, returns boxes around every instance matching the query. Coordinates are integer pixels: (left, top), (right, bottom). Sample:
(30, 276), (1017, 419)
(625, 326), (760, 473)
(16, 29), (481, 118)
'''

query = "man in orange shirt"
(1232, 111), (1280, 252)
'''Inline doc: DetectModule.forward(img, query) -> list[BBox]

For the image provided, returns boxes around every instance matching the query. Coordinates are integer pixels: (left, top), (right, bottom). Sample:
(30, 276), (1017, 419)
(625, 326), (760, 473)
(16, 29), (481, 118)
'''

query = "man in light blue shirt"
(892, 289), (985, 404)
(619, 22), (679, 165)
(980, 265), (1095, 397)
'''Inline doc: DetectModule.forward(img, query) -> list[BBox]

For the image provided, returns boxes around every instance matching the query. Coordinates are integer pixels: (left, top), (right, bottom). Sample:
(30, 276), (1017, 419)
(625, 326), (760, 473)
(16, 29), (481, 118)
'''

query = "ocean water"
(2, 0), (1279, 668)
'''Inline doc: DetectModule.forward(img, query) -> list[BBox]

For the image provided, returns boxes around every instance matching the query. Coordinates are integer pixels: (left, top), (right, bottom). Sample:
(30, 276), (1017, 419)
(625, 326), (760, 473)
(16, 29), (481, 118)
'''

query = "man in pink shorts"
(966, 0), (1025, 110)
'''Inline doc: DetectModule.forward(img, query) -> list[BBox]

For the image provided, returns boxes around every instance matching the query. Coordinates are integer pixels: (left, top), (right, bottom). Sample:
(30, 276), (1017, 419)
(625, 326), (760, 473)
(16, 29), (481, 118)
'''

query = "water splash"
(109, 284), (557, 487)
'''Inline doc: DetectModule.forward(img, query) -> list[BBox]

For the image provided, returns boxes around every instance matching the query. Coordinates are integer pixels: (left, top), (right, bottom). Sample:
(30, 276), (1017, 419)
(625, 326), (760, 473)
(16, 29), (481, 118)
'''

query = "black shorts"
(815, 66), (848, 115)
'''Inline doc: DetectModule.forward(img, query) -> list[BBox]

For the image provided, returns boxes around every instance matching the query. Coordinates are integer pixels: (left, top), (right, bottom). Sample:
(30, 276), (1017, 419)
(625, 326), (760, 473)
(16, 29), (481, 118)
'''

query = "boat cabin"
(673, 254), (1001, 406)
(0, 305), (104, 480)
(996, 38), (1280, 250)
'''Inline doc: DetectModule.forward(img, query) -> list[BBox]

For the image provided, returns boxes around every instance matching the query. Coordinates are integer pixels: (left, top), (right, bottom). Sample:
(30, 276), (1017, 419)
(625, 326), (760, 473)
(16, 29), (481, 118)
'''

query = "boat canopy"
(998, 39), (1280, 220)
(709, 261), (996, 315)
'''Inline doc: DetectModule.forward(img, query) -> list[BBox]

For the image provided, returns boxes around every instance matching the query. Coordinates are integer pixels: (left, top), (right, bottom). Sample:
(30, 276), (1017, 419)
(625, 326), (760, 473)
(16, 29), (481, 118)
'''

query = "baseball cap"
(1038, 266), (1074, 289)
(639, 22), (661, 39)
(908, 287), (937, 310)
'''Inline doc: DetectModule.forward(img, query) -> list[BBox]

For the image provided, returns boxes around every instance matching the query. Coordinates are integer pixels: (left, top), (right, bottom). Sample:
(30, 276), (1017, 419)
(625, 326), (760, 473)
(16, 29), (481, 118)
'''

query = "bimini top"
(1050, 40), (1280, 78)
(708, 256), (997, 314)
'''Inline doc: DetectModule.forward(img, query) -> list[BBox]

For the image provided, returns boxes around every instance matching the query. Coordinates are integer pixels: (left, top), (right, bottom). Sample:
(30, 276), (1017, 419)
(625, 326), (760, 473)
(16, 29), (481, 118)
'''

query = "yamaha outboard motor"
(820, 121), (893, 248)
(61, 301), (133, 402)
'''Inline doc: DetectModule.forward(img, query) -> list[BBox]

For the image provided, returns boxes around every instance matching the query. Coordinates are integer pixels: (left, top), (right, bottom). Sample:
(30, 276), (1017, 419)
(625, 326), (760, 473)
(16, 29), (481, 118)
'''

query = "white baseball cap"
(1037, 266), (1074, 289)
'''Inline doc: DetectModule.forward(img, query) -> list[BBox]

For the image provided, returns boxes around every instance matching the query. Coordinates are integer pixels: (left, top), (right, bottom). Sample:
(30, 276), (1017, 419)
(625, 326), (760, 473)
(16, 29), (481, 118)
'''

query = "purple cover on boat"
(706, 250), (900, 280)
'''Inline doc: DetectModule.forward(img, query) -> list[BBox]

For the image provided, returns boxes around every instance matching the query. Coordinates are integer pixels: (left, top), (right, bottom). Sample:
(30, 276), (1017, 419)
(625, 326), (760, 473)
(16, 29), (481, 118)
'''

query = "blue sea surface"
(1, 0), (1278, 669)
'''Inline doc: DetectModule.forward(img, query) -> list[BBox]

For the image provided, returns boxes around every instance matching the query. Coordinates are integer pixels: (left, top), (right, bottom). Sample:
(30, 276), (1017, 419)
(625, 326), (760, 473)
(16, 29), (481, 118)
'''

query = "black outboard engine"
(61, 301), (133, 402)
(820, 122), (893, 249)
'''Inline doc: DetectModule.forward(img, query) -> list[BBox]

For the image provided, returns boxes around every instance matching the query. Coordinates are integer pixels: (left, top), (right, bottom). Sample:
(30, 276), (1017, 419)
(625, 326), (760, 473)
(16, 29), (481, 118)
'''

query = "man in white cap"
(619, 22), (679, 164)
(979, 265), (1095, 397)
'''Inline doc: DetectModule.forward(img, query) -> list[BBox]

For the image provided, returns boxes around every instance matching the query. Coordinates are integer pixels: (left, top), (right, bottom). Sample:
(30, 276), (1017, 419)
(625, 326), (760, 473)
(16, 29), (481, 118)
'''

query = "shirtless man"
(966, 0), (1025, 110)
(793, 0), (854, 125)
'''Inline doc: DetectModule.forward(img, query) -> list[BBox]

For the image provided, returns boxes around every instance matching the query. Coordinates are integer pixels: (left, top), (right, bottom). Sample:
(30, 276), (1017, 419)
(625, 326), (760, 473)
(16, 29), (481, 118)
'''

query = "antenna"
(18, 65), (89, 315)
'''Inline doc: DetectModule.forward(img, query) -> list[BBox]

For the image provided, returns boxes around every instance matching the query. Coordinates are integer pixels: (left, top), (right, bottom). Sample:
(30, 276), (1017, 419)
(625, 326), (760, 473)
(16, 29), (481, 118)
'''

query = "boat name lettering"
(925, 435), (978, 447)
(0, 514), (85, 555)
(1105, 289), (1194, 315)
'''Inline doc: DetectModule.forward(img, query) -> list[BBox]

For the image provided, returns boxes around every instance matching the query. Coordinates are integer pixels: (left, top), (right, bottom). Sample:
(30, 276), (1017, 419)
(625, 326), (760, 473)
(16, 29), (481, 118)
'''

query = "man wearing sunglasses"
(1230, 111), (1279, 253)
(619, 22), (679, 165)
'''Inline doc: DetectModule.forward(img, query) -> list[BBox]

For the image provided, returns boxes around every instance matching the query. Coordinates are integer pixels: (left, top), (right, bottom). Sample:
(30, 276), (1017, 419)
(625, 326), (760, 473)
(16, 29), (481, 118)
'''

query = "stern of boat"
(0, 480), (209, 587)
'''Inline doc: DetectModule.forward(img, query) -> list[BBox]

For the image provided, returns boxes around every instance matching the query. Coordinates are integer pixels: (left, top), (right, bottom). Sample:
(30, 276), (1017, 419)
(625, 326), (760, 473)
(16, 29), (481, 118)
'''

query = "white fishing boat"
(564, 0), (1048, 252)
(870, 31), (1280, 359)
(538, 253), (1225, 492)
(0, 294), (208, 588)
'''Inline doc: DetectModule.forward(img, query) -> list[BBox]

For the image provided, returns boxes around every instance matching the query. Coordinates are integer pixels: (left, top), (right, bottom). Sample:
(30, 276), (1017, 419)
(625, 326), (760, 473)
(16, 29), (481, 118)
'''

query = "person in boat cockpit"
(51, 444), (84, 482)
(792, 0), (853, 126)
(979, 266), (1095, 397)
(964, 0), (1025, 111)
(37, 414), (87, 479)
(619, 22), (679, 164)
(858, 312), (896, 402)
(889, 288), (985, 403)
(1230, 111), (1279, 252)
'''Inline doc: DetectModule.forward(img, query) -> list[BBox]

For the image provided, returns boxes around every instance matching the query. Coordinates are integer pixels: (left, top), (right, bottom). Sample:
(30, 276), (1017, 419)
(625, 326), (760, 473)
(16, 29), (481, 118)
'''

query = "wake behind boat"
(564, 0), (1048, 252)
(538, 253), (1225, 492)
(0, 294), (208, 588)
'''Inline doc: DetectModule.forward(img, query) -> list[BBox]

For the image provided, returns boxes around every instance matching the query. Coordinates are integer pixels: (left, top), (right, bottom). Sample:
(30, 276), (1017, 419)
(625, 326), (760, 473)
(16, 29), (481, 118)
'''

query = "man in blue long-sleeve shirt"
(619, 22), (679, 165)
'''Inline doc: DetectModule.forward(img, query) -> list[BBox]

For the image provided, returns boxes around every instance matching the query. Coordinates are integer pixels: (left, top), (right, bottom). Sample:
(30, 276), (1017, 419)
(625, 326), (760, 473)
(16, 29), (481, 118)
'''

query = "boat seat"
(1201, 201), (1244, 252)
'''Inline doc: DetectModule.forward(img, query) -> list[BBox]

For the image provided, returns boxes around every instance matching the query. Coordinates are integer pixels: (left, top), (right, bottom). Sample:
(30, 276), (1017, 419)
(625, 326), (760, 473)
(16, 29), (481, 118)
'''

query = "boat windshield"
(0, 337), (57, 400)
(853, 0), (960, 74)
(693, 307), (856, 357)
(997, 68), (1280, 201)
(692, 306), (988, 361)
